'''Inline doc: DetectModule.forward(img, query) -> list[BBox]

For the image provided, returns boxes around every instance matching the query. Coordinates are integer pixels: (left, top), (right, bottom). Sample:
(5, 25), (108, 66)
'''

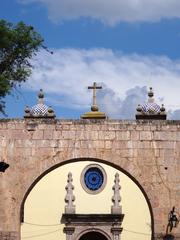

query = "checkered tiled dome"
(24, 89), (55, 118)
(31, 103), (49, 116)
(30, 89), (49, 116)
(141, 102), (161, 114)
(141, 87), (161, 113)
(136, 87), (166, 120)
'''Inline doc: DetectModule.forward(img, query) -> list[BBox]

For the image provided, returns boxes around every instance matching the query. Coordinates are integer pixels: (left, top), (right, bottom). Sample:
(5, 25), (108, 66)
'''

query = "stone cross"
(88, 82), (102, 106)
(111, 173), (122, 214)
(65, 172), (75, 214)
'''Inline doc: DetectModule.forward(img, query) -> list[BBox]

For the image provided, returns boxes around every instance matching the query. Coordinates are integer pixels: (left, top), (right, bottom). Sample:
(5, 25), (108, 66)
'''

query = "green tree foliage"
(0, 19), (44, 114)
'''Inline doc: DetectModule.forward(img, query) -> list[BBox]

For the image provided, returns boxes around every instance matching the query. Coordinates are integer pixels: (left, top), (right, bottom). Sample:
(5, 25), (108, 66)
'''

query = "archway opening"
(21, 159), (153, 240)
(79, 231), (108, 240)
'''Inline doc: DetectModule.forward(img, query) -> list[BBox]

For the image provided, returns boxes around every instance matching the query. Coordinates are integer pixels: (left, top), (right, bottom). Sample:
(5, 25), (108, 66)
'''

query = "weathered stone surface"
(0, 231), (18, 240)
(0, 119), (180, 240)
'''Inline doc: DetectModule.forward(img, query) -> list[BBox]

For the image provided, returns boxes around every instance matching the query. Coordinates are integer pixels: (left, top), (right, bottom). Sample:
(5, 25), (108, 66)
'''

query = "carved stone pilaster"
(63, 227), (75, 240)
(111, 227), (123, 240)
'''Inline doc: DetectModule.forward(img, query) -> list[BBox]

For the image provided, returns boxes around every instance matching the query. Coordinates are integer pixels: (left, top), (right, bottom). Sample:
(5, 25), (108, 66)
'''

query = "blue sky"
(1, 0), (180, 119)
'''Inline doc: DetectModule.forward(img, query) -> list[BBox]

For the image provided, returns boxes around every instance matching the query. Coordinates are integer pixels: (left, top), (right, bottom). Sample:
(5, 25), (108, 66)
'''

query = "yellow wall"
(21, 161), (151, 240)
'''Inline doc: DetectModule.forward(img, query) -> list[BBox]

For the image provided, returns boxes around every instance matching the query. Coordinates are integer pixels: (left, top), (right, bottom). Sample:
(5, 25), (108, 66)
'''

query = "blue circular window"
(81, 164), (107, 194)
(84, 167), (103, 191)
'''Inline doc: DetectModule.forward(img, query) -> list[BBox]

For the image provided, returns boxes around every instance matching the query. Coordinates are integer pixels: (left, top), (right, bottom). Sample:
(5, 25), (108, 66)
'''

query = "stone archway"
(79, 231), (108, 240)
(20, 157), (154, 231)
(21, 160), (152, 240)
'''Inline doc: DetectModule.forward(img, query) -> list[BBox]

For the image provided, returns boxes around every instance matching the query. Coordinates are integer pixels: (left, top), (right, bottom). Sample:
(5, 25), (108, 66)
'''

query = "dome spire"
(24, 89), (55, 118)
(38, 89), (44, 104)
(135, 87), (167, 120)
(148, 87), (154, 103)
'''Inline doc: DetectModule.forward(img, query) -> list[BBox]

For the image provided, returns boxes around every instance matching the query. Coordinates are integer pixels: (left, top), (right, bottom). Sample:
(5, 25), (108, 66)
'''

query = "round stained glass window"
(81, 164), (107, 194)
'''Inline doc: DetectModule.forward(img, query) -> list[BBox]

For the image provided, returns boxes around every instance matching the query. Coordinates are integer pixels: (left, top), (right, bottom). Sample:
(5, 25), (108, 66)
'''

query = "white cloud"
(169, 109), (180, 120)
(26, 48), (180, 119)
(19, 0), (180, 25)
(97, 85), (147, 119)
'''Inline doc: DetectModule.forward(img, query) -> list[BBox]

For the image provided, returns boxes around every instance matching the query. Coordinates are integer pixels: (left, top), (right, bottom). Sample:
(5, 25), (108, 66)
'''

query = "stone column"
(63, 227), (75, 240)
(111, 227), (123, 240)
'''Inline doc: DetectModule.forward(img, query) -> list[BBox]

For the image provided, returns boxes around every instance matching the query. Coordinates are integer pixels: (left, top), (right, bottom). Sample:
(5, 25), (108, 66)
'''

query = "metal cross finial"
(88, 82), (102, 106)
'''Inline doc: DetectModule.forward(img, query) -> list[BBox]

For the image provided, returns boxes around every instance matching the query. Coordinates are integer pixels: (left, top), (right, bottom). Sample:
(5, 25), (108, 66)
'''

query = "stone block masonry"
(0, 119), (180, 240)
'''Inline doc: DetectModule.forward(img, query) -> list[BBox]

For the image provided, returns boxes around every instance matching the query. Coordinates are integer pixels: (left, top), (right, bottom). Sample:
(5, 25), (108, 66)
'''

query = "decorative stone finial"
(160, 104), (166, 114)
(38, 89), (44, 104)
(111, 173), (122, 214)
(135, 87), (167, 120)
(24, 106), (31, 117)
(47, 106), (55, 117)
(136, 104), (142, 113)
(148, 87), (154, 98)
(24, 89), (56, 118)
(81, 82), (107, 119)
(65, 172), (75, 214)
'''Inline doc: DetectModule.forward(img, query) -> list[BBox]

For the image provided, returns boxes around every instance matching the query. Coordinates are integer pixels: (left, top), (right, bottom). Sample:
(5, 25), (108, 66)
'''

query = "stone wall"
(0, 119), (180, 240)
(0, 232), (18, 240)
